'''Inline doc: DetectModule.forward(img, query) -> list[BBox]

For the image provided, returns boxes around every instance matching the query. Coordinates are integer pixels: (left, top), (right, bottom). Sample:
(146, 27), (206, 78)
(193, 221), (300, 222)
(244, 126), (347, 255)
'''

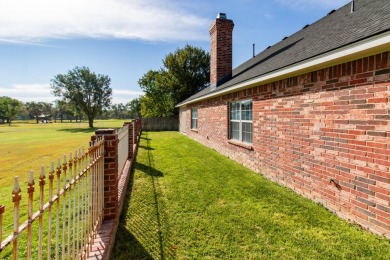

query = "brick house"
(177, 0), (390, 237)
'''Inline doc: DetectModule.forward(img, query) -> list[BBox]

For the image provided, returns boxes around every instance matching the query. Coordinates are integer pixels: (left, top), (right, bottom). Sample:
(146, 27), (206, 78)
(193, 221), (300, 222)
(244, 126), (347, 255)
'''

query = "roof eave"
(176, 31), (390, 108)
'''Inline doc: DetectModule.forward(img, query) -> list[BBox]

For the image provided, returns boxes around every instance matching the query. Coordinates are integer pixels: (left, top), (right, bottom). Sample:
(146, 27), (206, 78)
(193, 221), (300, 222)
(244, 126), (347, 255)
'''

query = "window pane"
(191, 108), (197, 129)
(191, 119), (198, 129)
(241, 101), (252, 120)
(230, 110), (240, 120)
(230, 102), (240, 120)
(241, 100), (252, 111)
(242, 122), (252, 143)
(242, 110), (252, 121)
(232, 102), (240, 111)
(230, 121), (240, 140)
(191, 108), (198, 119)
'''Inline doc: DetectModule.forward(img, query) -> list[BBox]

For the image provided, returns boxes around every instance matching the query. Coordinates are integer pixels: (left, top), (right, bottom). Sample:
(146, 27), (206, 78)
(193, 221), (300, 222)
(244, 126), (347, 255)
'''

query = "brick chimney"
(209, 13), (234, 90)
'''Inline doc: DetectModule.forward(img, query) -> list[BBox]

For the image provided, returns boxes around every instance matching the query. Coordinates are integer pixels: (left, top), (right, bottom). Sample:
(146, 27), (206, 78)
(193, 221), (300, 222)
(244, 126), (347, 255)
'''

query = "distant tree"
(163, 44), (210, 102)
(41, 102), (53, 118)
(25, 101), (44, 123)
(138, 70), (176, 117)
(110, 103), (129, 119)
(0, 96), (24, 125)
(25, 101), (53, 123)
(99, 101), (139, 120)
(66, 102), (84, 122)
(53, 100), (67, 122)
(0, 97), (5, 123)
(51, 66), (112, 128)
(40, 102), (53, 116)
(127, 98), (141, 119)
(139, 44), (209, 118)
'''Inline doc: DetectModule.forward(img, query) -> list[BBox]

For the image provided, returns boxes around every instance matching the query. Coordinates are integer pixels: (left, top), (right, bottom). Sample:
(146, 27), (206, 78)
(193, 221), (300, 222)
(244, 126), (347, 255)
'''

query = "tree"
(25, 101), (53, 123)
(138, 70), (176, 117)
(41, 102), (53, 116)
(51, 66), (112, 127)
(0, 96), (24, 125)
(127, 98), (141, 119)
(139, 44), (210, 117)
(25, 101), (43, 123)
(0, 98), (5, 123)
(53, 100), (67, 122)
(163, 44), (210, 102)
(110, 103), (129, 119)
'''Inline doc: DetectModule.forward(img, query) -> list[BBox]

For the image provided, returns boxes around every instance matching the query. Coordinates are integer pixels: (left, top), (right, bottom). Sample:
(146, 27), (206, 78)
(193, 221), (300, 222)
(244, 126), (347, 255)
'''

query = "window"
(191, 108), (198, 129)
(229, 100), (252, 143)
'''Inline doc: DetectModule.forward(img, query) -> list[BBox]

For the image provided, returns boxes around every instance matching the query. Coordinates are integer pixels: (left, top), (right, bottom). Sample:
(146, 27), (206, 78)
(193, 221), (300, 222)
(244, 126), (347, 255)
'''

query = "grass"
(0, 119), (128, 256)
(112, 131), (390, 259)
(0, 120), (128, 185)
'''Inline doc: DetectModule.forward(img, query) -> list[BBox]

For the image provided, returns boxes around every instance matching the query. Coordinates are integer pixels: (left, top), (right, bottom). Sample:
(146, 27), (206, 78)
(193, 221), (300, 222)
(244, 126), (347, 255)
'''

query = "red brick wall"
(93, 129), (119, 220)
(209, 17), (234, 87)
(186, 51), (390, 237)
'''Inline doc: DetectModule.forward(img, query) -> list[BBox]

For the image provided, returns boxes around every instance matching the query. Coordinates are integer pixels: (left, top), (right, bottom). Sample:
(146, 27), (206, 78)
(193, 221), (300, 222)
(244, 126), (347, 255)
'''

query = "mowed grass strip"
(113, 131), (390, 259)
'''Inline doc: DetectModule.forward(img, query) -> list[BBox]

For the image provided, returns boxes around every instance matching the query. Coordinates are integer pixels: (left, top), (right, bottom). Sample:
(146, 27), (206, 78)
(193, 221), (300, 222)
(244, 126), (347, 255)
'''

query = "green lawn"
(112, 131), (390, 259)
(0, 120), (127, 186)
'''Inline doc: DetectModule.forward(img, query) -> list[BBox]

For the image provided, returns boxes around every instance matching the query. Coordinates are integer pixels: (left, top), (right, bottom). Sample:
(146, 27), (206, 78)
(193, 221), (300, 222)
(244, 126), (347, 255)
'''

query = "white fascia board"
(177, 31), (390, 107)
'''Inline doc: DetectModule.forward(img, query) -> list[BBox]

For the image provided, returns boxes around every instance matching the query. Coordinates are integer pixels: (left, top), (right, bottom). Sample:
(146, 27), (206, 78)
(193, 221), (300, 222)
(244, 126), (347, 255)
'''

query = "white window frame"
(191, 108), (198, 129)
(229, 100), (252, 144)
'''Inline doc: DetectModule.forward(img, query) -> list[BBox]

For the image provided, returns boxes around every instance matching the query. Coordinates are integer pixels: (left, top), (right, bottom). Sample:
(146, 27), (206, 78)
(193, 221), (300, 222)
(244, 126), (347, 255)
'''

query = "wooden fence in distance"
(142, 117), (178, 131)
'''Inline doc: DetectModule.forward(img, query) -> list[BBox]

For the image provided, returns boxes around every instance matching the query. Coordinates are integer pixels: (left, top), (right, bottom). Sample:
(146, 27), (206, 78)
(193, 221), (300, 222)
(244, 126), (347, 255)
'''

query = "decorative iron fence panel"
(0, 137), (104, 259)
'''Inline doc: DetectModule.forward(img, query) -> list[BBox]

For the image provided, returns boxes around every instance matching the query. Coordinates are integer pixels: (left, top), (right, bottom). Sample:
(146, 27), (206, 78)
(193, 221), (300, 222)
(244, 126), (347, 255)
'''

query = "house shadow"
(112, 132), (176, 259)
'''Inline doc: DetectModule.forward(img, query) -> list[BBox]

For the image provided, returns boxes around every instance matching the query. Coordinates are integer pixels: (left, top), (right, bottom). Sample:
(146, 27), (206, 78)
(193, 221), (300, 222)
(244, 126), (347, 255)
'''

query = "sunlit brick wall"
(209, 16), (234, 87)
(186, 51), (390, 237)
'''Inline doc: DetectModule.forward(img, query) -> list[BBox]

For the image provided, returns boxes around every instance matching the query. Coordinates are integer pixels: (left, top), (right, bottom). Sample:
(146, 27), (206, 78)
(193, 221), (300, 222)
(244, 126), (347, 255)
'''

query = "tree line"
(2, 44), (209, 126)
(0, 97), (140, 126)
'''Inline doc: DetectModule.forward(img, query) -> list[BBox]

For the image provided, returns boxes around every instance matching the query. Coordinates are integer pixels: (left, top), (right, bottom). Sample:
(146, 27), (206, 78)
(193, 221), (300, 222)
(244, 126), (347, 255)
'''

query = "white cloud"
(0, 0), (210, 44)
(112, 89), (144, 104)
(0, 84), (143, 104)
(274, 0), (351, 10)
(0, 84), (55, 103)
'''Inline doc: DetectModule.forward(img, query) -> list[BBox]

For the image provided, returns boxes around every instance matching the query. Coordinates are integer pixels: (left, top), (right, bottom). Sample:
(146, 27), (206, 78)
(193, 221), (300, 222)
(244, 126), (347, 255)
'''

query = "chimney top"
(209, 13), (234, 89)
(217, 13), (227, 19)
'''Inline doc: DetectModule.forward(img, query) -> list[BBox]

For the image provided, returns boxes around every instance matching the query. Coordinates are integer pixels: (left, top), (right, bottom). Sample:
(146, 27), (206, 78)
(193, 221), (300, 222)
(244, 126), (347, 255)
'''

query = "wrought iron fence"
(0, 137), (104, 259)
(0, 119), (142, 259)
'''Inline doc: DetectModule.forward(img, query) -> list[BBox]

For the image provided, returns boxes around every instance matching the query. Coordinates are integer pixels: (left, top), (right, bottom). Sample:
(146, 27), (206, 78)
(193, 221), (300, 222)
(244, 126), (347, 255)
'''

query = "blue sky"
(0, 0), (351, 104)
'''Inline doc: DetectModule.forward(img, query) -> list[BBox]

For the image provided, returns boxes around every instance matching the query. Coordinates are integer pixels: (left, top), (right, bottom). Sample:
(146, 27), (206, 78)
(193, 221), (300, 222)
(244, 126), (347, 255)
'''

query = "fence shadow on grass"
(57, 128), (98, 133)
(138, 145), (155, 151)
(112, 132), (176, 260)
(114, 170), (154, 260)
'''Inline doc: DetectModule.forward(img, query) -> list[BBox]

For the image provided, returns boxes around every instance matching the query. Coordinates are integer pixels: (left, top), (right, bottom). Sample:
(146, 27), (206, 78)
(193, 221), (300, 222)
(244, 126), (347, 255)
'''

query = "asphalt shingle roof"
(179, 0), (390, 105)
